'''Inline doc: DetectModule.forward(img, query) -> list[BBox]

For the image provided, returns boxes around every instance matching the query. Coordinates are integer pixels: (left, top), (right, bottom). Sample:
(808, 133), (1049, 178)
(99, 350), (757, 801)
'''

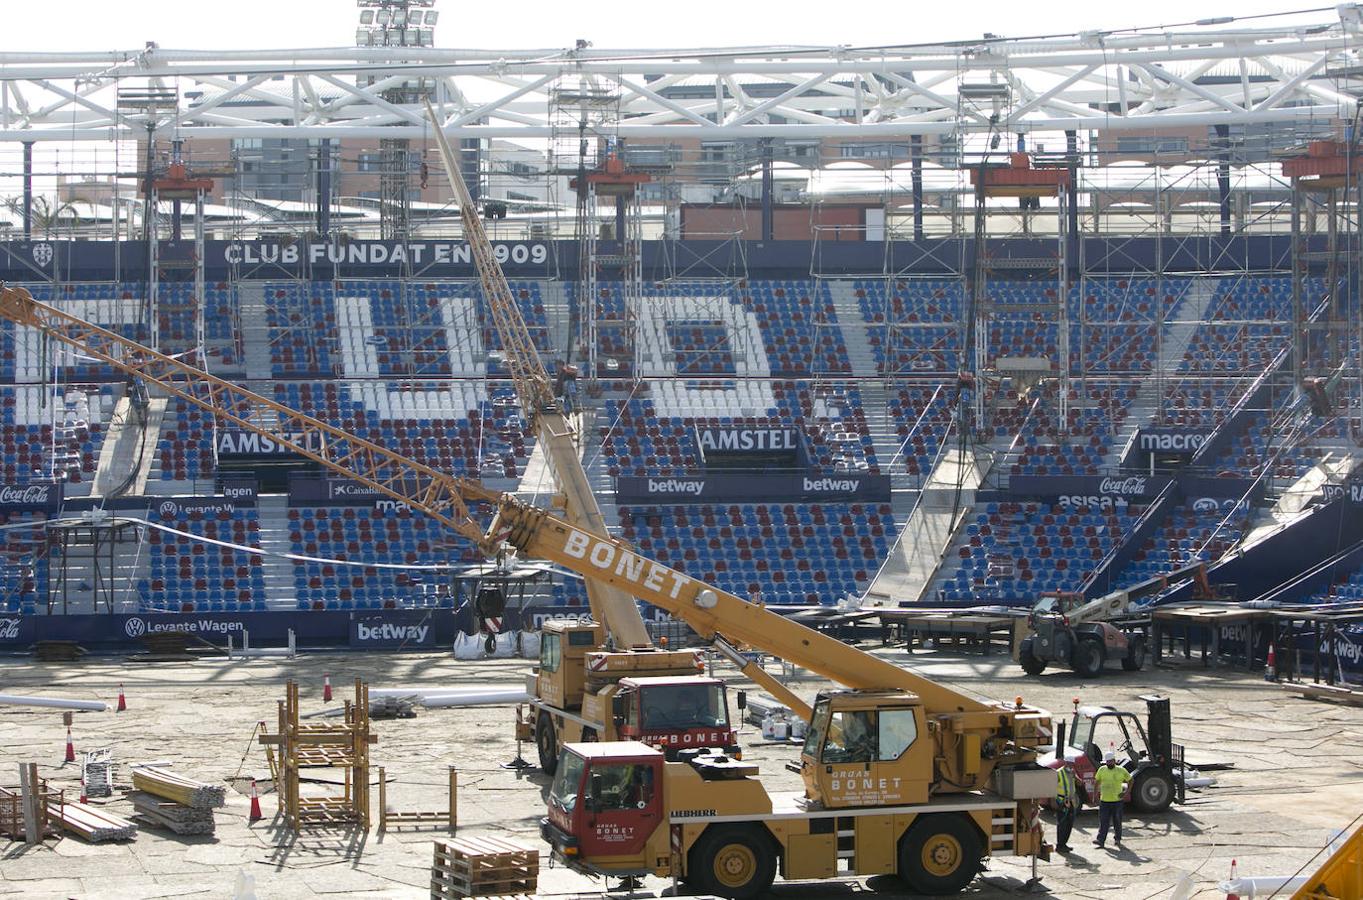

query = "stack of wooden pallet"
(32, 641), (85, 662)
(46, 800), (136, 842)
(430, 835), (538, 899)
(129, 767), (225, 835)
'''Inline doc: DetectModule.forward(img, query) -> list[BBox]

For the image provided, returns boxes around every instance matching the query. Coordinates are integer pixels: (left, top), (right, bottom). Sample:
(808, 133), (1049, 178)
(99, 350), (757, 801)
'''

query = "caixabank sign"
(615, 472), (890, 504)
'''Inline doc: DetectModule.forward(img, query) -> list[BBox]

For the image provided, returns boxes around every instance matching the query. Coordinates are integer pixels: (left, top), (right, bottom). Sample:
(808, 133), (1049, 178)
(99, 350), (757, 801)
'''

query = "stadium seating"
(618, 502), (896, 605)
(140, 503), (267, 611)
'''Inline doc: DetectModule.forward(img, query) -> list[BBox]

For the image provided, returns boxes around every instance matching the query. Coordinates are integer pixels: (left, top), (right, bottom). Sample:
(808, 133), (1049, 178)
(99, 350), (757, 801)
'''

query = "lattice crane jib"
(422, 101), (654, 649)
(0, 285), (503, 556)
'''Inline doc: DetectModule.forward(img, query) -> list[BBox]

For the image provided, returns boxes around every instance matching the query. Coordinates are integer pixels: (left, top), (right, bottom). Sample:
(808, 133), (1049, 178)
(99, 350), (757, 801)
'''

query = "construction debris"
(430, 834), (538, 898)
(370, 694), (418, 719)
(46, 799), (136, 842)
(131, 766), (226, 809)
(129, 791), (216, 835)
(82, 748), (113, 799)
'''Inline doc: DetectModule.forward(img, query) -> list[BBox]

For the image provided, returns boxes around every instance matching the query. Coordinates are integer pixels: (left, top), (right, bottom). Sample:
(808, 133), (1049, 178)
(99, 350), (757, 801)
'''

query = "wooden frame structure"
(262, 678), (373, 829)
(0, 764), (61, 842)
(378, 766), (457, 831)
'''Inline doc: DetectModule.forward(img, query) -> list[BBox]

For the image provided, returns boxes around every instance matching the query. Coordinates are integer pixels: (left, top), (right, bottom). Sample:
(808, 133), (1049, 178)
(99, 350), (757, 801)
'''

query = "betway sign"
(615, 472), (891, 504)
(349, 615), (435, 649)
(1137, 428), (1209, 455)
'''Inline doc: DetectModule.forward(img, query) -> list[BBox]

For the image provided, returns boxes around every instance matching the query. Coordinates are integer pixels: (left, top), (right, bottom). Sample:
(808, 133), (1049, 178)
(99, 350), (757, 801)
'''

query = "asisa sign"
(221, 241), (548, 268)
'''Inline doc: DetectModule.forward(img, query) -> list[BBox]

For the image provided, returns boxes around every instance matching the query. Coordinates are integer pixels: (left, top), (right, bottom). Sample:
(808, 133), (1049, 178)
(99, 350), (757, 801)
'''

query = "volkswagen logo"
(31, 243), (53, 267)
(124, 617), (146, 638)
(158, 501), (178, 520)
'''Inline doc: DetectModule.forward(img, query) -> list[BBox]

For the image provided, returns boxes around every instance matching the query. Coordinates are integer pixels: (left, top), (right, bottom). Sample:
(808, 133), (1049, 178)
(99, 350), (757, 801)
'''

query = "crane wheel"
(688, 825), (777, 899)
(898, 814), (984, 895)
(1072, 637), (1105, 677)
(1131, 769), (1175, 813)
(1020, 649), (1046, 676)
(1121, 637), (1147, 672)
(535, 711), (558, 774)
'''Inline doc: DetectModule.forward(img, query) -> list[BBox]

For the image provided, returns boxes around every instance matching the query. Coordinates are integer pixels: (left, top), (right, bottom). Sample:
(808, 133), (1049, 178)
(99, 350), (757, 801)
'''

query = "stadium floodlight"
(425, 10), (439, 25)
(393, 10), (406, 26)
(376, 9), (391, 25)
(405, 28), (418, 44)
(355, 28), (369, 44)
(419, 27), (433, 45)
(359, 9), (374, 24)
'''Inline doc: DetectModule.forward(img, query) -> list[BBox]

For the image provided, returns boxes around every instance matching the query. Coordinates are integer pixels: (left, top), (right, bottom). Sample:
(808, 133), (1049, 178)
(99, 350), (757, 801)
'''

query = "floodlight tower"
(356, 0), (439, 240)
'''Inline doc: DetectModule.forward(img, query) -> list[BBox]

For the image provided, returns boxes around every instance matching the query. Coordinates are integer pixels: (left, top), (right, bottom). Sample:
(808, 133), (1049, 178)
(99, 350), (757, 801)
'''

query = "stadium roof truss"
(0, 13), (1362, 142)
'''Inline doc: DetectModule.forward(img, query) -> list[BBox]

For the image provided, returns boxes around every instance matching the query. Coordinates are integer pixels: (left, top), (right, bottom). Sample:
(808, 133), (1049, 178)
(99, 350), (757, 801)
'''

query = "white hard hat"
(1103, 750), (1115, 762)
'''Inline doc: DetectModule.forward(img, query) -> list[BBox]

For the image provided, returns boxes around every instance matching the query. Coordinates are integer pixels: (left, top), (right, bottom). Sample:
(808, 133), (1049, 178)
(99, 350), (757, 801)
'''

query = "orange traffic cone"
(79, 772), (87, 805)
(248, 778), (263, 821)
(116, 683), (127, 712)
(64, 726), (75, 763)
(1265, 644), (1277, 681)
(1225, 858), (1240, 900)
(323, 674), (333, 702)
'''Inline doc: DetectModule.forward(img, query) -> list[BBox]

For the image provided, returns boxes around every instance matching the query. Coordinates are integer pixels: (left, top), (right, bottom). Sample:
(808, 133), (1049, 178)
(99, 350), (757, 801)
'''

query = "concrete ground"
(0, 642), (1358, 900)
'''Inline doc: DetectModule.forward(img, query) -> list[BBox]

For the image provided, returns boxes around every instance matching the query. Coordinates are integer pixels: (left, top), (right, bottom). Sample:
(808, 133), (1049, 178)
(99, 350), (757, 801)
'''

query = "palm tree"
(2, 195), (80, 237)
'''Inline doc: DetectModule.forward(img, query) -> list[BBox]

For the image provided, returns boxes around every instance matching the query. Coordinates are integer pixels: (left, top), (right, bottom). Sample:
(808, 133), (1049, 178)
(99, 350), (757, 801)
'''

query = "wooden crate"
(431, 835), (538, 899)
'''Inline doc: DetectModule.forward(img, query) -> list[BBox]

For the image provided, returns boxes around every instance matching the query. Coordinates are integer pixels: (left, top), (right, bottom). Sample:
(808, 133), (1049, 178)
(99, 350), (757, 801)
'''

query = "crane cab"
(535, 621), (605, 708)
(542, 741), (669, 876)
(799, 691), (932, 808)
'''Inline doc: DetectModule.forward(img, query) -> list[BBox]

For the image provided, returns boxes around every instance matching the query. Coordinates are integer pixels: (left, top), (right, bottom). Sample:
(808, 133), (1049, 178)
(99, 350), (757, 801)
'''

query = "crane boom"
(424, 100), (651, 649)
(0, 284), (1027, 725)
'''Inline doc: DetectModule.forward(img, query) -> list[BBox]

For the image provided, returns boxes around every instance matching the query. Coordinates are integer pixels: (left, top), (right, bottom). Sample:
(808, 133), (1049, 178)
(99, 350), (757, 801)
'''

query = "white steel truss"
(1, 13), (1363, 141)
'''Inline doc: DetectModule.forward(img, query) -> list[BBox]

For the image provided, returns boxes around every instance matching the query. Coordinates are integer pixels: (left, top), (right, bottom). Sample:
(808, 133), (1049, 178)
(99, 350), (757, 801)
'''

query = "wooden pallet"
(431, 835), (537, 899)
(32, 640), (86, 662)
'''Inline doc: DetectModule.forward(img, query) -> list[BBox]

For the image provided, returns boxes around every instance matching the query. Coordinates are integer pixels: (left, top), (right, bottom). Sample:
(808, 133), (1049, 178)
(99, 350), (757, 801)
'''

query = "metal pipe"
(0, 693), (109, 712)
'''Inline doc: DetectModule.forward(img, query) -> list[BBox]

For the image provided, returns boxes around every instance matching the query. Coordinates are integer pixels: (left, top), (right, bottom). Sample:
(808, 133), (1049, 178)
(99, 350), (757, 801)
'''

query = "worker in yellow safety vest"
(1093, 750), (1132, 848)
(1054, 759), (1079, 853)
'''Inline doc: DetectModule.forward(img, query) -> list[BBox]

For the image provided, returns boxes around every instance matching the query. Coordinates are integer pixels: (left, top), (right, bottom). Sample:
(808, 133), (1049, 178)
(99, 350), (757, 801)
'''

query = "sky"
(1, 0), (1345, 52)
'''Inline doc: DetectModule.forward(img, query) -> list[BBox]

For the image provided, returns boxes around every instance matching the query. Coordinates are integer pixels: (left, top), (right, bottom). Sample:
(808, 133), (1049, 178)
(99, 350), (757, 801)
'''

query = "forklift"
(1041, 694), (1185, 813)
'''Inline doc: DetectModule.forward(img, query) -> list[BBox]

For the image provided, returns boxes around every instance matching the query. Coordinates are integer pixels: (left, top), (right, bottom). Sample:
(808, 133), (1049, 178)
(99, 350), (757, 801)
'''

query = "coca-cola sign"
(0, 482), (62, 512)
(1098, 476), (1149, 496)
(0, 616), (32, 644)
(1008, 474), (1171, 501)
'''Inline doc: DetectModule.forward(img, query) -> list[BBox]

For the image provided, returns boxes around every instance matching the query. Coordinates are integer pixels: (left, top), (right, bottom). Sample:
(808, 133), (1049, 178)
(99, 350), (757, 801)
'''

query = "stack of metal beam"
(82, 749), (113, 799)
(46, 801), (136, 842)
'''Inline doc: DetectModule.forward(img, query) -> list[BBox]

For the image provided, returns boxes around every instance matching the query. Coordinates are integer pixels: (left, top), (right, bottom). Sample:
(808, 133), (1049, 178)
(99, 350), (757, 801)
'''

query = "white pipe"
(0, 694), (109, 712)
(420, 689), (529, 708)
(1219, 876), (1308, 898)
(368, 685), (513, 700)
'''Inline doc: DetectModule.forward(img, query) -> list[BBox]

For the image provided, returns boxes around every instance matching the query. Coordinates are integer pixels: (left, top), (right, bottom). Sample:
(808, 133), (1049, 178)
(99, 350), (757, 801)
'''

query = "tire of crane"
(687, 825), (777, 900)
(536, 711), (558, 775)
(897, 813), (984, 896)
(1020, 649), (1047, 676)
(1072, 637), (1106, 678)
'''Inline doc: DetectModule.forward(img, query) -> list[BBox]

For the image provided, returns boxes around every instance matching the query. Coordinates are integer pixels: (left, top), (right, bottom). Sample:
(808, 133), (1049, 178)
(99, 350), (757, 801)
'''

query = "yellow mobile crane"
(0, 284), (1055, 899)
(423, 103), (809, 769)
